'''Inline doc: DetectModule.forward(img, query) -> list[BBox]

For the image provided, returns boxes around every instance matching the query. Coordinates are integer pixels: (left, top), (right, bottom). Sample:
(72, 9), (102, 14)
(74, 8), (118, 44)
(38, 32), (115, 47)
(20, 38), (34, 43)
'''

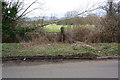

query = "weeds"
(2, 43), (118, 57)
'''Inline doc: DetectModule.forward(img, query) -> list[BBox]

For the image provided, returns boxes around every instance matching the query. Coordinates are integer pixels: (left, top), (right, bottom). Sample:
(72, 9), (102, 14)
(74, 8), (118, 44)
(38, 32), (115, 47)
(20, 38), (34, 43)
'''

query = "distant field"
(44, 24), (62, 32)
(2, 43), (118, 57)
(44, 24), (73, 32)
(44, 24), (95, 32)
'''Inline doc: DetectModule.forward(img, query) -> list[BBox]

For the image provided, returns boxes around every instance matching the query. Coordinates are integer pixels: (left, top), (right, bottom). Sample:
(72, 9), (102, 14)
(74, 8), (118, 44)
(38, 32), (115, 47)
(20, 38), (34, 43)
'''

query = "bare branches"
(16, 0), (38, 20)
(78, 7), (99, 16)
(16, 0), (20, 7)
(21, 8), (42, 17)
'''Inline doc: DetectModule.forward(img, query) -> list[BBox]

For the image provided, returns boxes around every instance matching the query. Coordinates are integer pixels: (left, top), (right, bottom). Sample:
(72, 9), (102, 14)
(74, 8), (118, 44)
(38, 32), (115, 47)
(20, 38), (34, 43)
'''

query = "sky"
(20, 0), (118, 18)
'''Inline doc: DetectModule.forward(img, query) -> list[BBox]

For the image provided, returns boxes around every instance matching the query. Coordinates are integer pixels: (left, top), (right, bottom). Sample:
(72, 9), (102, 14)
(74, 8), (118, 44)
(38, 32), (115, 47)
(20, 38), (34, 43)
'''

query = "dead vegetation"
(23, 25), (110, 44)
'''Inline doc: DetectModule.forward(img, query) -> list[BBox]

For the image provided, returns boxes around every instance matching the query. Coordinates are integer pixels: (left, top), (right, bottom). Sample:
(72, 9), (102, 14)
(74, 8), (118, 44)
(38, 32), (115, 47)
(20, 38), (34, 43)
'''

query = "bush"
(21, 24), (118, 44)
(72, 26), (91, 42)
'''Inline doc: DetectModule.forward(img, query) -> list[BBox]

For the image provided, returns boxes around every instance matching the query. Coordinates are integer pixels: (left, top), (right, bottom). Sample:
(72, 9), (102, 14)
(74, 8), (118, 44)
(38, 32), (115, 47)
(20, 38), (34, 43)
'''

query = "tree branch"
(78, 7), (99, 15)
(21, 8), (42, 17)
(16, 0), (37, 20)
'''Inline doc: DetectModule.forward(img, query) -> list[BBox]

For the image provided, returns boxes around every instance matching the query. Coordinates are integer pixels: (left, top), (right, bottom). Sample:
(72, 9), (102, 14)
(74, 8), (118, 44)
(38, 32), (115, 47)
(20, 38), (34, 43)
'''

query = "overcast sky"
(22, 0), (112, 18)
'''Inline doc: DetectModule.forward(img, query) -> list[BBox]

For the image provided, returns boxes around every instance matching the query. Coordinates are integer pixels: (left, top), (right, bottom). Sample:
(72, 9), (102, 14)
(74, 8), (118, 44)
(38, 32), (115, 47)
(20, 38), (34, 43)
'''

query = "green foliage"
(5, 7), (17, 18)
(2, 1), (18, 43)
(2, 1), (36, 42)
(15, 26), (37, 40)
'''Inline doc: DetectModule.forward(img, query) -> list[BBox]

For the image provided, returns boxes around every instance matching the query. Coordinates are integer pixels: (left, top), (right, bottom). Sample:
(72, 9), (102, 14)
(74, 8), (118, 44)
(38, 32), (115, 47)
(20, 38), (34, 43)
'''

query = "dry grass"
(22, 24), (117, 43)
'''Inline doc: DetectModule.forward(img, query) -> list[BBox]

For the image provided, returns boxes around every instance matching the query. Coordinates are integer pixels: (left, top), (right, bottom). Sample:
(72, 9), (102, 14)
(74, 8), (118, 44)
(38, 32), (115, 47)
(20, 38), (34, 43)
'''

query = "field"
(44, 24), (74, 32)
(44, 24), (95, 32)
(2, 43), (118, 57)
(44, 24), (63, 32)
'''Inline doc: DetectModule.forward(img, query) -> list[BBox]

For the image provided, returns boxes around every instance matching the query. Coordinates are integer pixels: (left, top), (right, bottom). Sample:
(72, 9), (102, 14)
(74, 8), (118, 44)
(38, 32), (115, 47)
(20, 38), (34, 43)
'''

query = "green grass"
(2, 43), (118, 57)
(44, 24), (62, 32)
(91, 43), (118, 56)
(44, 24), (95, 32)
(44, 24), (73, 32)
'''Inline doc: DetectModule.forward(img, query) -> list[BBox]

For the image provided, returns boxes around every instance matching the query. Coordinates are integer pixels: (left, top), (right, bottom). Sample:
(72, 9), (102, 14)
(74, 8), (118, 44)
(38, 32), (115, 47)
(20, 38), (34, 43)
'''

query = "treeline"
(57, 14), (101, 26)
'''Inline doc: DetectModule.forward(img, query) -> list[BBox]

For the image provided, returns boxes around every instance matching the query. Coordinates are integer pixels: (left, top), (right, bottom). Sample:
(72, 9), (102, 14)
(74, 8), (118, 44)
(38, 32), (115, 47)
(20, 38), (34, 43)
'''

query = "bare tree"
(101, 0), (120, 42)
(65, 10), (79, 18)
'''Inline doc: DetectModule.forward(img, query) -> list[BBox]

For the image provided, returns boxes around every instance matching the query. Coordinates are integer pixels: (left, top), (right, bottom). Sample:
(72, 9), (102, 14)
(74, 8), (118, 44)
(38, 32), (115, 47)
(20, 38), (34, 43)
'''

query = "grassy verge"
(2, 43), (118, 57)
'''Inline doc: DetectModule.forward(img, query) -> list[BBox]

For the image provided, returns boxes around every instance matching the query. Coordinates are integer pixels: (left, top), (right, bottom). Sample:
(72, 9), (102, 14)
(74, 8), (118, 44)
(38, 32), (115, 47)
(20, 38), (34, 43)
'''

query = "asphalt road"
(2, 60), (118, 78)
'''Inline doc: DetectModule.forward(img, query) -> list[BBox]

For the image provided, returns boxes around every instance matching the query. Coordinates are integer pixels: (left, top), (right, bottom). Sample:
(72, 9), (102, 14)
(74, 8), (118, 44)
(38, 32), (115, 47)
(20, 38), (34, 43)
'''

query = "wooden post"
(60, 27), (65, 42)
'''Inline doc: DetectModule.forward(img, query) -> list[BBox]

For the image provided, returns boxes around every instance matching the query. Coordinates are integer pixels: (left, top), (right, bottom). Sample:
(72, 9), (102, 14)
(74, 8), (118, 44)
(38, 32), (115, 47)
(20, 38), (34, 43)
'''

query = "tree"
(101, 0), (120, 42)
(2, 0), (39, 43)
(2, 1), (18, 42)
(65, 10), (79, 18)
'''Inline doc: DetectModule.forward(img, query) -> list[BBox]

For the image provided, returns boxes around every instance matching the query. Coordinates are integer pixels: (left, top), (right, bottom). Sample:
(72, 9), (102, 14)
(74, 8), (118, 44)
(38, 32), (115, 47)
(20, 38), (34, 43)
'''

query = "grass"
(44, 24), (95, 32)
(44, 24), (73, 32)
(44, 24), (62, 32)
(2, 43), (118, 57)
